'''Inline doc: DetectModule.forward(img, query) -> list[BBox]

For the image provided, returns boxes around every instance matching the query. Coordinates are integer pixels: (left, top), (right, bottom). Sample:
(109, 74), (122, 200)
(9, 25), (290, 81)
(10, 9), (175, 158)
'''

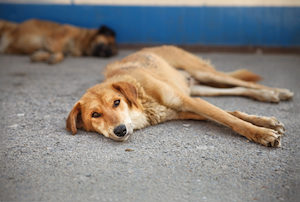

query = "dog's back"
(0, 20), (17, 33)
(0, 19), (78, 54)
(105, 50), (192, 98)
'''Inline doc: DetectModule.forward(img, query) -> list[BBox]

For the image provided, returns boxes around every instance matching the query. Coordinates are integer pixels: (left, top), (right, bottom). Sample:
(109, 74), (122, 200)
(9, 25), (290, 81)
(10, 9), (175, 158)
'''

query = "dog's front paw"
(254, 115), (285, 135)
(268, 117), (285, 135)
(255, 128), (282, 147)
(255, 128), (281, 147)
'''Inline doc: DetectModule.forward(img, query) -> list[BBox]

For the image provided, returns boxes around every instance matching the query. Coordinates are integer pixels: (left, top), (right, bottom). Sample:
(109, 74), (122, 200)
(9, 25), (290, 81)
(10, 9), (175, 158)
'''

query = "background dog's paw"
(30, 50), (50, 62)
(48, 55), (59, 64)
(48, 53), (64, 64)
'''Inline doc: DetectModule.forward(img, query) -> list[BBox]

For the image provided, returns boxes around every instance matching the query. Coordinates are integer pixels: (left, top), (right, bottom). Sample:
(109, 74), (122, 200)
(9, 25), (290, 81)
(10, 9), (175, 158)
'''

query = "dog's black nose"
(113, 124), (127, 137)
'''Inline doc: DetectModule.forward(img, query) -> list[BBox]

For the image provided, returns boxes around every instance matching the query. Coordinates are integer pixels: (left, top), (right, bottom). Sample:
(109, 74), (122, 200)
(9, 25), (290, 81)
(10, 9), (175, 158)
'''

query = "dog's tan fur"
(0, 19), (117, 64)
(66, 46), (293, 147)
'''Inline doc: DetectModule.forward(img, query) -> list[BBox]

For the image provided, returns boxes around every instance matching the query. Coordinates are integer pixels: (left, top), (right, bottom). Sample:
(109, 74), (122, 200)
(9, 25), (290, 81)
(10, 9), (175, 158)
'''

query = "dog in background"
(0, 19), (117, 64)
(66, 46), (293, 147)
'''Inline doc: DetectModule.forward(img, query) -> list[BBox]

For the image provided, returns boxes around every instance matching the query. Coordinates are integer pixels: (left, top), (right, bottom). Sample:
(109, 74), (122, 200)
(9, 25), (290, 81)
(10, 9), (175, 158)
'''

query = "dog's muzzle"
(92, 44), (114, 57)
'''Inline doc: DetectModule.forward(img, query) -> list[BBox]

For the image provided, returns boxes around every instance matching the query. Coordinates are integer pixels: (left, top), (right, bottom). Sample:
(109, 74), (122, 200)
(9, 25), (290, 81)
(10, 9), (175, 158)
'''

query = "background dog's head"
(89, 25), (117, 58)
(66, 81), (139, 141)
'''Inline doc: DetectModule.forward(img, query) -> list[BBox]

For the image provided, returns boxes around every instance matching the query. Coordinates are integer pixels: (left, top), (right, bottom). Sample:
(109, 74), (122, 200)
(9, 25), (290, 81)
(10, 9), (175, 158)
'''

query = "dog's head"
(66, 81), (139, 141)
(89, 25), (117, 58)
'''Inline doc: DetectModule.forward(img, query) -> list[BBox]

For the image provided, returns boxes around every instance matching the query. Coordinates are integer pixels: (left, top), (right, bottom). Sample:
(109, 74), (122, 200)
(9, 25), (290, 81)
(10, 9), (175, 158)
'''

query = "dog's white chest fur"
(129, 110), (149, 130)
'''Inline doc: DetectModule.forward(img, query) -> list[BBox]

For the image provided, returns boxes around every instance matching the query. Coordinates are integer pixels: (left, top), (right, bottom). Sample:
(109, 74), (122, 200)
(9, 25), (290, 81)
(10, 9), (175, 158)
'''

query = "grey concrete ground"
(0, 50), (299, 202)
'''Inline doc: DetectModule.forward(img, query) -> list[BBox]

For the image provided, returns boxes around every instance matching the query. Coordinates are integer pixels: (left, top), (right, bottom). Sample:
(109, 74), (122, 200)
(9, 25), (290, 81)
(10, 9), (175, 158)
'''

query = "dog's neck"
(76, 29), (97, 55)
(106, 75), (177, 127)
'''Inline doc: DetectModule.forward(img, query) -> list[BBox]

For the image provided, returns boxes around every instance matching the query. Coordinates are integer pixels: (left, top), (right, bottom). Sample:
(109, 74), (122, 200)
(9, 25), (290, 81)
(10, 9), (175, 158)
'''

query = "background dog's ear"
(112, 82), (138, 107)
(66, 102), (83, 135)
(97, 25), (116, 37)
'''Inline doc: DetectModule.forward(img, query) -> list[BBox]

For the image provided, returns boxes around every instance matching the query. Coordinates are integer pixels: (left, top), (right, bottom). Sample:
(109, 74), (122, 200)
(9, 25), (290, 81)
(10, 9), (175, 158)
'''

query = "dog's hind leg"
(192, 71), (293, 102)
(143, 46), (293, 102)
(226, 69), (261, 82)
(179, 96), (282, 147)
(191, 85), (282, 102)
(143, 45), (259, 82)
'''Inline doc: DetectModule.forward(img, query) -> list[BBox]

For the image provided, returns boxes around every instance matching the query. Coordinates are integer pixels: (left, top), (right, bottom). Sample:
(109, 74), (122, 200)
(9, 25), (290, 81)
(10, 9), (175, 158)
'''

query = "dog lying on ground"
(0, 19), (117, 64)
(66, 46), (293, 147)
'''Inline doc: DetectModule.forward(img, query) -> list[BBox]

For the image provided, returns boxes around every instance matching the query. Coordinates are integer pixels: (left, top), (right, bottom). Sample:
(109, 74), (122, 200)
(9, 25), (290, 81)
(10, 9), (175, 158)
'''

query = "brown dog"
(0, 19), (117, 64)
(66, 46), (293, 147)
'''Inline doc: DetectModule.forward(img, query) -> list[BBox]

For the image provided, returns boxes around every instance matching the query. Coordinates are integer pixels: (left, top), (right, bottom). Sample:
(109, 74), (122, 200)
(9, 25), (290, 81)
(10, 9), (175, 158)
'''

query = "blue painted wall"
(0, 3), (299, 47)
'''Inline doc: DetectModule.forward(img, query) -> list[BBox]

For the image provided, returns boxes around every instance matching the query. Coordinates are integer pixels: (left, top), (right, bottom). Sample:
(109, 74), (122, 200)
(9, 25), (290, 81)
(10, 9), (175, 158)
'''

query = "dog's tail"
(227, 69), (262, 82)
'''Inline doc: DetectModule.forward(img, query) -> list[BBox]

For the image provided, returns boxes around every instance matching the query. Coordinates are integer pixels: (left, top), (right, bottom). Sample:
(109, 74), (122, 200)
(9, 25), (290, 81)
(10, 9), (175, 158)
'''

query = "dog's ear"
(66, 102), (83, 135)
(112, 82), (138, 108)
(97, 25), (116, 37)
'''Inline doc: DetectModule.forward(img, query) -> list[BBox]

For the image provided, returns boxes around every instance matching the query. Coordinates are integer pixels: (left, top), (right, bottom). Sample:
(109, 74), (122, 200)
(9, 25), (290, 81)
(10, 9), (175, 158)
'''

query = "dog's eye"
(92, 112), (102, 118)
(113, 99), (120, 107)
